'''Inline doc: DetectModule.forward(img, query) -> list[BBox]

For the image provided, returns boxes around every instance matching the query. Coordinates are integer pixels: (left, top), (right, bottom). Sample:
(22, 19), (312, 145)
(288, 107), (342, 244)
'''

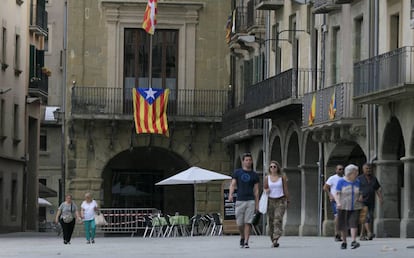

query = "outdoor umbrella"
(155, 166), (232, 214)
(38, 198), (52, 207)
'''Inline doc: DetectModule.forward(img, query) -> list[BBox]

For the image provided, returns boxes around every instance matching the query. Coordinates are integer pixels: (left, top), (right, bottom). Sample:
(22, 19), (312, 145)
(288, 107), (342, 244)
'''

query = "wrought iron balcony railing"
(246, 0), (265, 31)
(354, 46), (414, 104)
(245, 68), (323, 118)
(29, 0), (48, 36)
(302, 82), (362, 128)
(222, 103), (263, 143)
(312, 0), (340, 14)
(29, 73), (48, 99)
(255, 0), (284, 10)
(71, 87), (229, 122)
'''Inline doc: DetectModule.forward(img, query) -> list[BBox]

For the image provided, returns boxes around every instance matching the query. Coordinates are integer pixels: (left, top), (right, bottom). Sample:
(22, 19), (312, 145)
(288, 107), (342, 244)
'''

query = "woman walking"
(263, 160), (289, 248)
(55, 194), (80, 244)
(80, 192), (99, 244)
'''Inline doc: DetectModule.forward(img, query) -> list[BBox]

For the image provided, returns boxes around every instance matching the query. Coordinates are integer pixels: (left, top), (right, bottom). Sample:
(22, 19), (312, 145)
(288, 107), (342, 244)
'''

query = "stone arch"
(101, 146), (195, 215)
(300, 131), (320, 236)
(269, 125), (282, 164)
(283, 123), (301, 235)
(376, 116), (405, 237)
(327, 141), (366, 168)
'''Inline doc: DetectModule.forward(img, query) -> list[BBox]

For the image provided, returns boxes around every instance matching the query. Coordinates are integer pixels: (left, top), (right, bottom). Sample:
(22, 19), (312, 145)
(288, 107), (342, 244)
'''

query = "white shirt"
(325, 174), (342, 196)
(268, 176), (284, 198)
(81, 200), (98, 221)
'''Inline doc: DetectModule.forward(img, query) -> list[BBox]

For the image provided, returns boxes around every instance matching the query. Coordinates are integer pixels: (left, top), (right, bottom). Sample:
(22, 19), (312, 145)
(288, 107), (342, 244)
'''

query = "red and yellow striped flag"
(133, 87), (169, 136)
(142, 0), (157, 35)
(328, 89), (337, 120)
(308, 93), (316, 126)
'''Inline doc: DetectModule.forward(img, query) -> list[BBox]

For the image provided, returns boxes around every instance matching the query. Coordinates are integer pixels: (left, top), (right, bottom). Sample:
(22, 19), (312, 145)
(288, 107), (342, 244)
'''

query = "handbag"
(258, 192), (268, 214)
(62, 203), (74, 223)
(94, 212), (108, 226)
(252, 212), (261, 226)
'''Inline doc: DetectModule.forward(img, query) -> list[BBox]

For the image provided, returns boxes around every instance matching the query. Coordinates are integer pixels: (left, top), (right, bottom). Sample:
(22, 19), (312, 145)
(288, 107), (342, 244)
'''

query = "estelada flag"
(328, 89), (336, 120)
(308, 93), (316, 126)
(142, 0), (157, 35)
(133, 87), (169, 136)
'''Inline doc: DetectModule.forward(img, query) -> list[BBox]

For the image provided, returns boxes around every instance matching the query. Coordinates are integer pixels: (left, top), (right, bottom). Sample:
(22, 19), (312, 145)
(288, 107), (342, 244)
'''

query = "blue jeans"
(83, 219), (96, 241)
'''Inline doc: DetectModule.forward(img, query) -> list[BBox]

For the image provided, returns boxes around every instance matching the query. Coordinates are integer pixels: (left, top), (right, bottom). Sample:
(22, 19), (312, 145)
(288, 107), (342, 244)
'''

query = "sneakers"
(244, 243), (249, 248)
(368, 233), (374, 240)
(360, 235), (368, 241)
(341, 242), (347, 249)
(86, 240), (91, 244)
(240, 238), (245, 248)
(334, 234), (342, 242)
(351, 241), (360, 249)
(272, 241), (280, 248)
(91, 239), (95, 244)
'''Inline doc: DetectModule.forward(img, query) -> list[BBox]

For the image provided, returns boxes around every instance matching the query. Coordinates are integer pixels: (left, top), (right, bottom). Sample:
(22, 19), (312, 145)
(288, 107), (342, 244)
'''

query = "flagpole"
(149, 34), (153, 89)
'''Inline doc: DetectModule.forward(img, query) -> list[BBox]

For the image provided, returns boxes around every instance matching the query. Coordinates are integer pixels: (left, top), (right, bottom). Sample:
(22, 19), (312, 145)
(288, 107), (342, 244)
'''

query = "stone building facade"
(224, 0), (414, 238)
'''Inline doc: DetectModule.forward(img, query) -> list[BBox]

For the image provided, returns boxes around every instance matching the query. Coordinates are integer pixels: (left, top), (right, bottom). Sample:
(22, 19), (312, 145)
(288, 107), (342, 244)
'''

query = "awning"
(39, 183), (57, 198)
(38, 198), (52, 207)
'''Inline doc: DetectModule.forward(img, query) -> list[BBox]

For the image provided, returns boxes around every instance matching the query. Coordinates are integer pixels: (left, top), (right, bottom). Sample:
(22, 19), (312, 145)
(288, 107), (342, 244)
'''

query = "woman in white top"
(263, 160), (289, 248)
(80, 192), (99, 244)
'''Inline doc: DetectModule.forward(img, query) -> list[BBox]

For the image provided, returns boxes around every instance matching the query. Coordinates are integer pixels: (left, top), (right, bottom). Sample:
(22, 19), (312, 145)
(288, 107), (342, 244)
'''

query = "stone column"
(374, 160), (401, 237)
(283, 167), (301, 235)
(299, 164), (319, 236)
(400, 156), (414, 237)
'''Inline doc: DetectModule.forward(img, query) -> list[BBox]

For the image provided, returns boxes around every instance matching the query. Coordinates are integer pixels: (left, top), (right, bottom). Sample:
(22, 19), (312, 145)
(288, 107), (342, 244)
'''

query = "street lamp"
(53, 108), (65, 203)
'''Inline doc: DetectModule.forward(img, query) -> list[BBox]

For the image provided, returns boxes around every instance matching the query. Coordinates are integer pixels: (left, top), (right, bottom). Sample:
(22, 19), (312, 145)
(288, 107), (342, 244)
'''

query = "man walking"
(323, 164), (344, 241)
(229, 153), (259, 248)
(358, 163), (382, 240)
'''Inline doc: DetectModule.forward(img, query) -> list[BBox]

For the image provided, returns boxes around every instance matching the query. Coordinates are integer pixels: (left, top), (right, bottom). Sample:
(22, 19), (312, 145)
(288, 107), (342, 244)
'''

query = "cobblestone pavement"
(0, 232), (413, 258)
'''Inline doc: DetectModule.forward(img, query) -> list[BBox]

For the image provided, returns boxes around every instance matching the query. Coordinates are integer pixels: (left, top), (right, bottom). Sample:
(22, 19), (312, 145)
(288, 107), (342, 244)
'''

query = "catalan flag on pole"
(142, 0), (157, 35)
(308, 93), (316, 126)
(328, 89), (337, 120)
(133, 87), (169, 136)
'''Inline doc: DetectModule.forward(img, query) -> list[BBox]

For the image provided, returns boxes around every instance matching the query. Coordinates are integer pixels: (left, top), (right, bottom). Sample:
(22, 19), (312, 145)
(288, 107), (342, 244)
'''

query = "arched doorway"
(101, 146), (193, 215)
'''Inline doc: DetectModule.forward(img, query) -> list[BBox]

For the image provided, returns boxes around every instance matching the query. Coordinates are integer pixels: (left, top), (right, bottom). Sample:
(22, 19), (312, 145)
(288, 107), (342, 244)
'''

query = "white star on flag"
(145, 88), (157, 100)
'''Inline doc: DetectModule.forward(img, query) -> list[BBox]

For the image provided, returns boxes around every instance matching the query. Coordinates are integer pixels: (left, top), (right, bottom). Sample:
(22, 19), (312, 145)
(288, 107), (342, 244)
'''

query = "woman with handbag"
(55, 194), (80, 244)
(263, 160), (289, 248)
(80, 192), (99, 244)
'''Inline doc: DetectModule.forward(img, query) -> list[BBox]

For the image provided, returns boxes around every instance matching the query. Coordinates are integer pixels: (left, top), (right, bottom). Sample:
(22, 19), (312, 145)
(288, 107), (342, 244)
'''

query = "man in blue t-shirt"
(228, 153), (259, 249)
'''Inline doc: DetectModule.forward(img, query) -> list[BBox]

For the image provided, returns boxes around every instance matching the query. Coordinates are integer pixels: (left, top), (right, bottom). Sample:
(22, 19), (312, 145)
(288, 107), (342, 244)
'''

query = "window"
(331, 26), (341, 84)
(40, 129), (47, 151)
(45, 25), (51, 54)
(13, 104), (19, 141)
(14, 34), (21, 74)
(390, 14), (400, 50)
(124, 29), (178, 92)
(1, 27), (7, 69)
(0, 99), (5, 138)
(354, 16), (363, 62)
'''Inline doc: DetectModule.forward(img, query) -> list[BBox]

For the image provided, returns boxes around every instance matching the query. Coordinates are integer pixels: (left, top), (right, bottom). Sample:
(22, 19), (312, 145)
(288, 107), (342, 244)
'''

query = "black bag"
(252, 212), (261, 225)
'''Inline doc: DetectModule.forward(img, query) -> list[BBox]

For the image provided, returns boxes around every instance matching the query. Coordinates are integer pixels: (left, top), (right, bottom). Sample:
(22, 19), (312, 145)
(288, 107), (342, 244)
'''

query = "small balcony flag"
(133, 87), (169, 137)
(142, 0), (157, 35)
(308, 93), (316, 126)
(328, 89), (336, 120)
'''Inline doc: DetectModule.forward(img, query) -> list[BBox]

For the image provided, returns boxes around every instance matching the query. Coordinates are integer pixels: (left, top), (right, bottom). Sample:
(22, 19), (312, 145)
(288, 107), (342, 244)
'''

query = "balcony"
(354, 46), (414, 104)
(71, 87), (229, 122)
(222, 104), (263, 143)
(334, 0), (353, 4)
(302, 83), (365, 141)
(29, 75), (48, 100)
(255, 0), (284, 10)
(245, 68), (322, 118)
(246, 0), (265, 34)
(29, 0), (48, 36)
(312, 0), (340, 14)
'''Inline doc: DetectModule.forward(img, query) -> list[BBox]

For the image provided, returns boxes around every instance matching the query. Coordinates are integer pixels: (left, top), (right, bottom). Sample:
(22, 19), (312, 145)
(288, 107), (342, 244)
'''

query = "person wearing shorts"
(323, 164), (344, 241)
(335, 164), (363, 250)
(229, 153), (259, 249)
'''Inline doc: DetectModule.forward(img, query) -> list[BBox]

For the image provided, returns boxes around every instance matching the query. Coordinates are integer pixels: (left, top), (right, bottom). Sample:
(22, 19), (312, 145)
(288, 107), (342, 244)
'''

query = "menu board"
(223, 189), (237, 220)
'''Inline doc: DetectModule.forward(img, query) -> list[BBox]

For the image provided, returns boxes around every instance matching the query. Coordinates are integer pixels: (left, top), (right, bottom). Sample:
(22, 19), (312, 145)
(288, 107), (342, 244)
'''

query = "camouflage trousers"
(267, 197), (287, 242)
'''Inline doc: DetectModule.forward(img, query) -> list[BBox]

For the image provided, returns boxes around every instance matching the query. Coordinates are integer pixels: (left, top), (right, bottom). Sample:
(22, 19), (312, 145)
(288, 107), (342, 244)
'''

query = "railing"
(245, 68), (323, 115)
(30, 0), (48, 34)
(302, 82), (361, 127)
(71, 87), (229, 120)
(234, 5), (248, 34)
(222, 103), (263, 140)
(29, 74), (48, 98)
(98, 208), (158, 237)
(247, 0), (265, 29)
(354, 46), (414, 98)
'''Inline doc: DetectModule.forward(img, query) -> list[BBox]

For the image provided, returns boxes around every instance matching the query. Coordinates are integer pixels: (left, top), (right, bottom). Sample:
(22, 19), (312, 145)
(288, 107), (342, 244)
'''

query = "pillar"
(400, 156), (414, 237)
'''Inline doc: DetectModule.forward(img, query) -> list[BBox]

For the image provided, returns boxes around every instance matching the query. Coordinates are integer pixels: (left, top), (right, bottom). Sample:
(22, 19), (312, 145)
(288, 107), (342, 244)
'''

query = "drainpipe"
(373, 0), (379, 162)
(61, 0), (68, 202)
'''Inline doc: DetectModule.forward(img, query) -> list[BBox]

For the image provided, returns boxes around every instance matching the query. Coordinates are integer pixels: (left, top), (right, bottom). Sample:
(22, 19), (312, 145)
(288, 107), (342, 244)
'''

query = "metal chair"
(210, 213), (223, 236)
